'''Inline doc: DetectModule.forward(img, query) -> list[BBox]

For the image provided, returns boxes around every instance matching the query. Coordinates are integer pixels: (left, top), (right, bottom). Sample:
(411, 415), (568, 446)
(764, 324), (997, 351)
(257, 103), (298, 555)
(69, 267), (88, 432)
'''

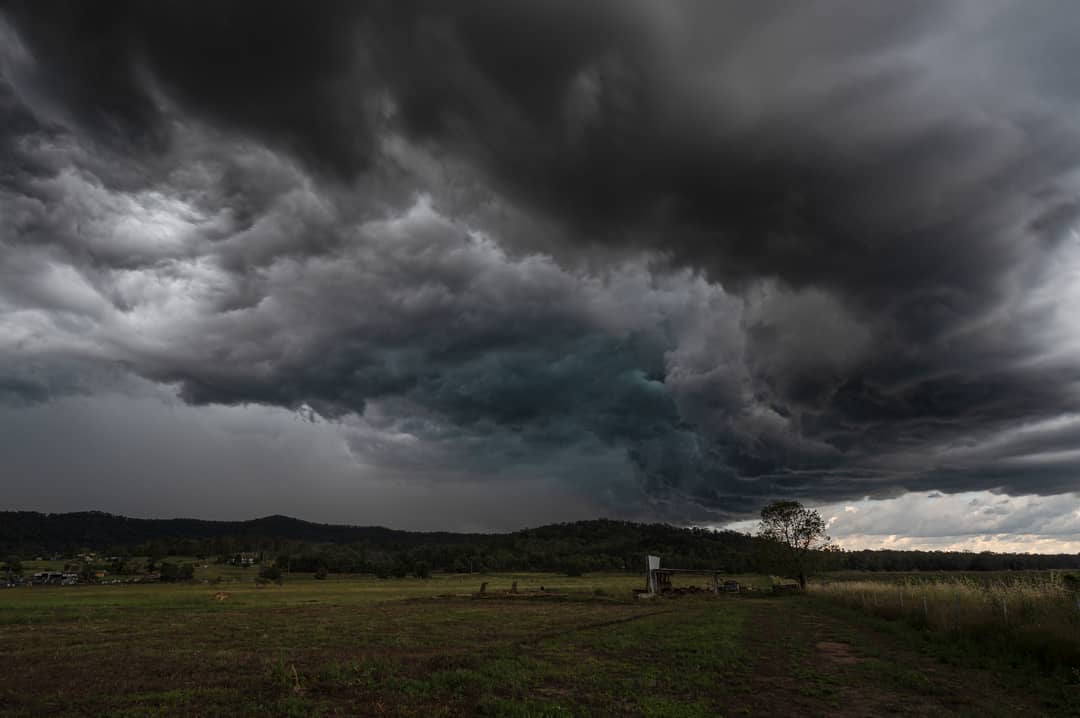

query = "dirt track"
(736, 597), (1066, 717)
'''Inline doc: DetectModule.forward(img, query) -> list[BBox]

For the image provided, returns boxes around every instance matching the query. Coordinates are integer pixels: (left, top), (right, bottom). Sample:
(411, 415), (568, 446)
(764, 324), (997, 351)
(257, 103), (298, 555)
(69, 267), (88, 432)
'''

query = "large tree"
(757, 501), (831, 589)
(2, 556), (22, 582)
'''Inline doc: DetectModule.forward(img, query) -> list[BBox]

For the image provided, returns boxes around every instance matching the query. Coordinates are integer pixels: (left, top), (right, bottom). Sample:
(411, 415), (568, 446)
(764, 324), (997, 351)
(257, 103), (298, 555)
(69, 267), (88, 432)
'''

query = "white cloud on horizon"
(725, 490), (1080, 553)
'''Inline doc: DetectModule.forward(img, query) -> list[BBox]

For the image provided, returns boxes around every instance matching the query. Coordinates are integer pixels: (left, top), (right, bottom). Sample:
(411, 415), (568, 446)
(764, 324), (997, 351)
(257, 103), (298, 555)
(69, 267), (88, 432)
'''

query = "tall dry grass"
(808, 572), (1080, 671)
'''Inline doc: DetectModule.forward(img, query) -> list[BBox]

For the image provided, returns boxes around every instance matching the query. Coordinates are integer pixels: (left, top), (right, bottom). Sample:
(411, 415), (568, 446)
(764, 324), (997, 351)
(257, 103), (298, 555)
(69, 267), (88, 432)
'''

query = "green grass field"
(1, 572), (1077, 717)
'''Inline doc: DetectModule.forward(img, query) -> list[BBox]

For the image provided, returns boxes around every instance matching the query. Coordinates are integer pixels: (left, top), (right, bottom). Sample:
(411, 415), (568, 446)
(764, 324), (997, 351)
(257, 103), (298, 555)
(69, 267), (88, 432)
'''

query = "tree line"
(2, 511), (1077, 577)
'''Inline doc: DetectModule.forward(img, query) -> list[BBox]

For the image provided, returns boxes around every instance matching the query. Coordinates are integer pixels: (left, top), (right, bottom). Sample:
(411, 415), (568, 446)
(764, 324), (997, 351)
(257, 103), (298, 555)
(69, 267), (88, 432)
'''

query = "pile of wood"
(470, 581), (567, 599)
(429, 581), (570, 600)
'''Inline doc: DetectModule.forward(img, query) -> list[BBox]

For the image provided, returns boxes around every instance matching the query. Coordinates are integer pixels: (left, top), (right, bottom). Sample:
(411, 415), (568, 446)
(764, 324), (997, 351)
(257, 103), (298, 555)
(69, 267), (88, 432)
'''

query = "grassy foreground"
(1, 572), (1076, 717)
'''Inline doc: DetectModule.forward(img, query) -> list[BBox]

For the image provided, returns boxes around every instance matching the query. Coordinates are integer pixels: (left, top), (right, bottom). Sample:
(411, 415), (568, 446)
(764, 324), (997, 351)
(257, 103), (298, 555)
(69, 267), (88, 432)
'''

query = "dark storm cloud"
(9, 0), (1071, 305)
(2, 2), (1080, 520)
(0, 0), (387, 176)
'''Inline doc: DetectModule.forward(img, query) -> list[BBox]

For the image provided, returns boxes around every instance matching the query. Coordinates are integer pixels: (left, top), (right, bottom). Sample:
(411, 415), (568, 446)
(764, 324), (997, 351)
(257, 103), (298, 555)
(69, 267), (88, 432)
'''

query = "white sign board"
(646, 555), (661, 594)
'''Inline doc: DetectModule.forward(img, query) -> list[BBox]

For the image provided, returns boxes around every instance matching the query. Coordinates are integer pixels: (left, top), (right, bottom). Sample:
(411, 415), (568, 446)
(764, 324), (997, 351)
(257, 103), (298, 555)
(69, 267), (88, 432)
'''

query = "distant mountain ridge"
(0, 510), (481, 552)
(2, 511), (1077, 574)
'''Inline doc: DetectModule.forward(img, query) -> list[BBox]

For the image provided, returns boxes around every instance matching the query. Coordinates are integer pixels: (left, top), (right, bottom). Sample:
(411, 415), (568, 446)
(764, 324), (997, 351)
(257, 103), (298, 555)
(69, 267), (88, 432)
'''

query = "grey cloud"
(2, 3), (1080, 523)
(818, 491), (1080, 544)
(0, 111), (756, 515)
(0, 389), (602, 531)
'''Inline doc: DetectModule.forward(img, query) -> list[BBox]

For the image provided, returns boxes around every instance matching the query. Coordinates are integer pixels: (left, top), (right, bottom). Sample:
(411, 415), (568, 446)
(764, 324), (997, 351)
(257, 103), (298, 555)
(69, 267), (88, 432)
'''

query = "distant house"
(32, 571), (68, 585)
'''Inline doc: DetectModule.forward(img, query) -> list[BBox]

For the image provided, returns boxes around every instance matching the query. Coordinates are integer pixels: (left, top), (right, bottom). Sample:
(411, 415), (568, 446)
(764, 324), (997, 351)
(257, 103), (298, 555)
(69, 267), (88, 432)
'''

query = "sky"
(1, 1), (1079, 551)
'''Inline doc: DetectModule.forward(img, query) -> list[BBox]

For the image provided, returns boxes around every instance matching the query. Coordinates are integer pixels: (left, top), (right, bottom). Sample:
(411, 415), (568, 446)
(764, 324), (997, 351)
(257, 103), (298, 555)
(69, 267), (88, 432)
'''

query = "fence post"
(923, 595), (929, 622)
(1001, 596), (1008, 626)
(899, 590), (904, 611)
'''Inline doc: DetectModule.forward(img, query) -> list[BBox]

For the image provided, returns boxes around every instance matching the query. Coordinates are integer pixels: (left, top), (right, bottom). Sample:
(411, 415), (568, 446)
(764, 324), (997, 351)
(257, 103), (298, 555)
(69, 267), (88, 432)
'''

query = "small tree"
(159, 562), (179, 582)
(258, 565), (283, 585)
(562, 559), (585, 577)
(2, 557), (22, 584)
(78, 563), (97, 584)
(757, 500), (831, 589)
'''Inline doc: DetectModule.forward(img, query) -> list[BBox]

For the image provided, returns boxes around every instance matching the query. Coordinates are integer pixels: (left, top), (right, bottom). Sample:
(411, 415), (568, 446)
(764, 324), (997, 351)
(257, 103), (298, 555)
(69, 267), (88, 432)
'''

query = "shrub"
(160, 562), (195, 582)
(259, 565), (284, 584)
(562, 560), (585, 577)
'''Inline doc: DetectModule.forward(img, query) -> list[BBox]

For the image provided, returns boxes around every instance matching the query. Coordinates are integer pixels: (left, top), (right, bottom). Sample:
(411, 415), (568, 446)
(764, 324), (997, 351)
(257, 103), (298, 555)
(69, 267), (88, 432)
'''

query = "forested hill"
(0, 512), (759, 572)
(0, 511), (477, 552)
(2, 511), (1078, 574)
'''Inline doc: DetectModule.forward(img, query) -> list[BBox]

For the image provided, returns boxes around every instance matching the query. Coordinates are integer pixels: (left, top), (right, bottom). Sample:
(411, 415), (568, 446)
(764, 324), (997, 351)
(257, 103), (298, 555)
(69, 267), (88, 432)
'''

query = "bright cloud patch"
(727, 491), (1080, 553)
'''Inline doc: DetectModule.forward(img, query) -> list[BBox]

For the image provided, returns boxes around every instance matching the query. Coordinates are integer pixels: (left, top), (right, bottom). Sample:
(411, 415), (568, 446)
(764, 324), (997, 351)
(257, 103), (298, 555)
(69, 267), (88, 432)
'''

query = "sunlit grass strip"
(808, 572), (1080, 671)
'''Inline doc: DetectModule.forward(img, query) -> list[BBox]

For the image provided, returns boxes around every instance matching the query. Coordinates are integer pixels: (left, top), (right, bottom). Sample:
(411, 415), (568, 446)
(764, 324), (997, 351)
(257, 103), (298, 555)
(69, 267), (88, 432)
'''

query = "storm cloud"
(2, 1), (1080, 525)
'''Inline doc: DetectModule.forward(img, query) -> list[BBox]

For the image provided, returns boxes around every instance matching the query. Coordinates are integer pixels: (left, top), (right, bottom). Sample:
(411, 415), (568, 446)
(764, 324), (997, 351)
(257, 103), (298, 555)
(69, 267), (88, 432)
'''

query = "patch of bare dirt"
(816, 641), (861, 665)
(734, 597), (1054, 718)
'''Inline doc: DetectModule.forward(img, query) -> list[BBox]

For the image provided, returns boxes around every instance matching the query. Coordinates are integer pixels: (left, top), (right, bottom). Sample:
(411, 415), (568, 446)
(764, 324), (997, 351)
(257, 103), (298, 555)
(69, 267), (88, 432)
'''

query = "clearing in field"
(1, 573), (1076, 717)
